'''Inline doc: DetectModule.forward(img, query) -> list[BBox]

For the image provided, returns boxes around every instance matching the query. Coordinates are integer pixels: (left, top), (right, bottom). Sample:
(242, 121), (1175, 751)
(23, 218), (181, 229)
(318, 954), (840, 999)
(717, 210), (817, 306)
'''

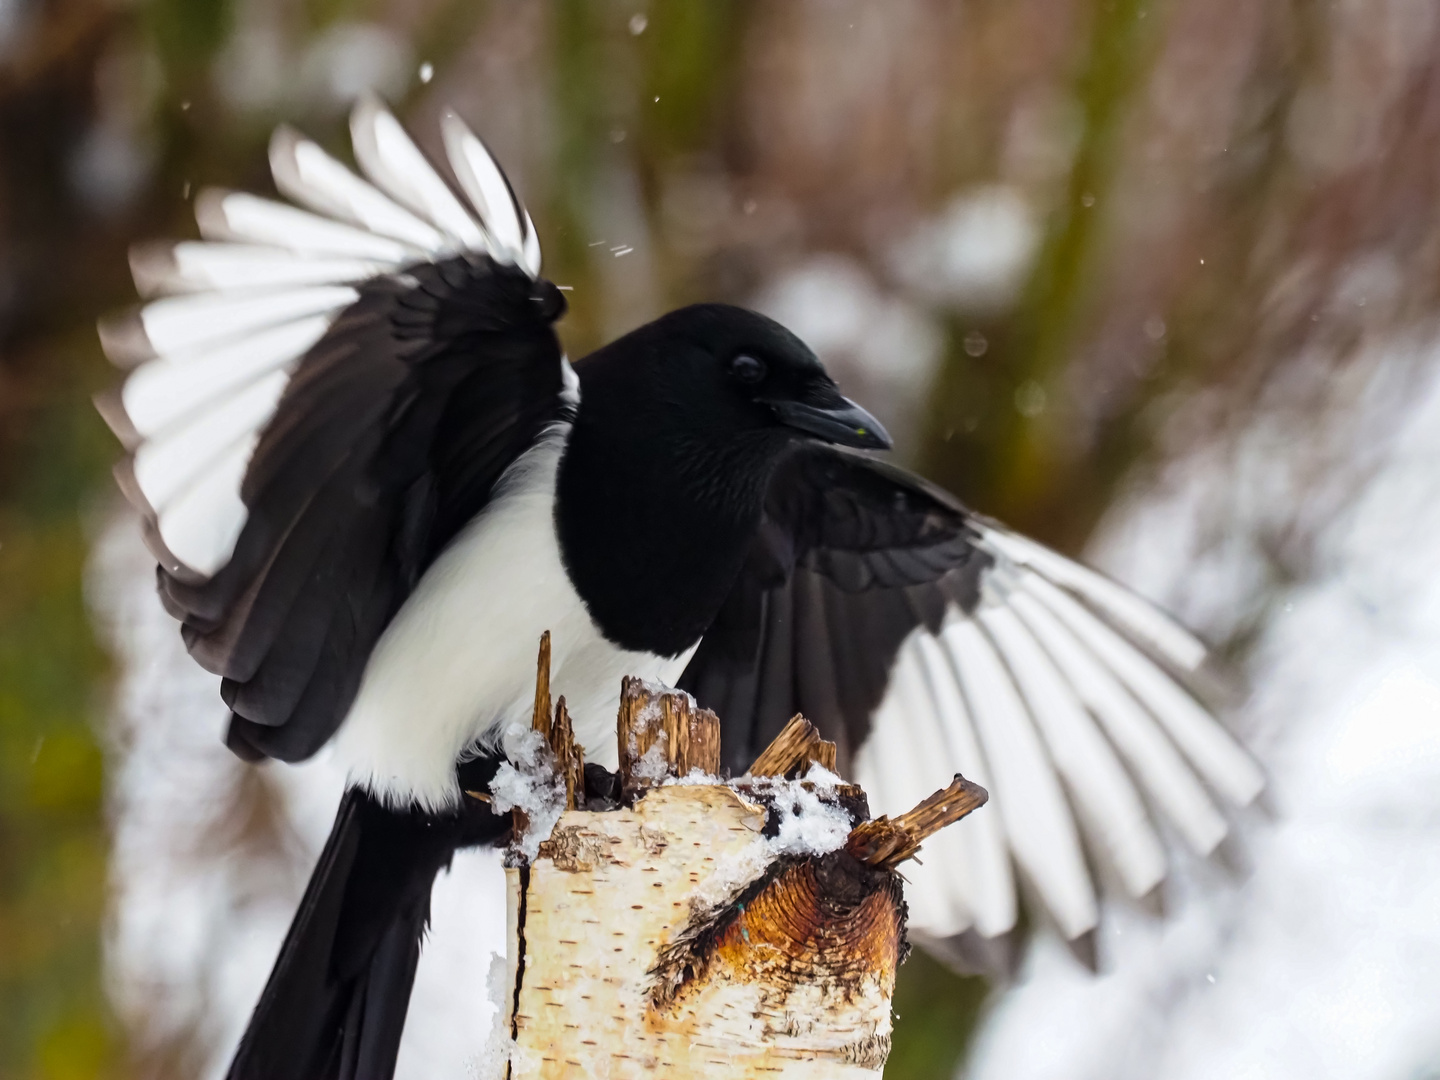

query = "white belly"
(334, 425), (696, 812)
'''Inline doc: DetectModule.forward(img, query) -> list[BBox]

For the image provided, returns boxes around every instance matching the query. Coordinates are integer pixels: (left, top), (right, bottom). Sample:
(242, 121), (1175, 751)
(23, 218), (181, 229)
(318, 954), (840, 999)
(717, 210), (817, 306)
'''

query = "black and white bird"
(99, 99), (1264, 1080)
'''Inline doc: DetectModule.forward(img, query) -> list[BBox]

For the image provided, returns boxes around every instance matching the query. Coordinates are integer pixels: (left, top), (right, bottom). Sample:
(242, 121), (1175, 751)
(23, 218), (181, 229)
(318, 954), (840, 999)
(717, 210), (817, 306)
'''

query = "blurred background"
(5, 0), (1440, 1077)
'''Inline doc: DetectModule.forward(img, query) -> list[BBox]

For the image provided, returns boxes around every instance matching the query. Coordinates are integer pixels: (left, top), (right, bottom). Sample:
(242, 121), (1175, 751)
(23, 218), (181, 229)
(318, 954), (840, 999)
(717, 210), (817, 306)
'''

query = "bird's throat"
(554, 409), (777, 658)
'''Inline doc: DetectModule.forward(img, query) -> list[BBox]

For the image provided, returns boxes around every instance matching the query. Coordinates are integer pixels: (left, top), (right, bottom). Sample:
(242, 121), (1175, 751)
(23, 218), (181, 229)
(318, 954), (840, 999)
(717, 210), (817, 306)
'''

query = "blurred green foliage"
(635, 0), (746, 162)
(1, 344), (116, 1078)
(888, 953), (991, 1079)
(924, 0), (1161, 549)
(144, 0), (232, 75)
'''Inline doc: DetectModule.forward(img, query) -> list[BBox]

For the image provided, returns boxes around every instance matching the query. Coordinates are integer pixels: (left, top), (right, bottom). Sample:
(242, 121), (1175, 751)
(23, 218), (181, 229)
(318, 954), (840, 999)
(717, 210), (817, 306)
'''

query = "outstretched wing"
(98, 97), (569, 764)
(680, 445), (1264, 955)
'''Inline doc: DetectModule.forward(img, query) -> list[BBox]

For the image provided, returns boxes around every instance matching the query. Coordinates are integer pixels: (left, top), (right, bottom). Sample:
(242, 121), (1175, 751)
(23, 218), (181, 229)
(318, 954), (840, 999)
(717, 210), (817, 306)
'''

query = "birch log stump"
(482, 635), (988, 1079)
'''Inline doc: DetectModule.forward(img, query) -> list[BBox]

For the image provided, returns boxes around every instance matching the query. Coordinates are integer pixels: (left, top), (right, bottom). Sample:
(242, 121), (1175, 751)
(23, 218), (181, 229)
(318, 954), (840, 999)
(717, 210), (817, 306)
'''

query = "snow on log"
(478, 635), (988, 1078)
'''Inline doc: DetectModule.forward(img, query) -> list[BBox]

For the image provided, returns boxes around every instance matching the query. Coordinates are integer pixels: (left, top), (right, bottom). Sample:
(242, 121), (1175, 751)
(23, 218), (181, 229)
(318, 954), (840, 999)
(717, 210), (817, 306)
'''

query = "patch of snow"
(298, 22), (412, 113)
(889, 185), (1040, 312)
(69, 118), (155, 216)
(687, 835), (777, 913)
(744, 764), (853, 858)
(629, 740), (672, 783)
(663, 766), (724, 786)
(799, 763), (844, 791)
(490, 727), (565, 862)
(766, 781), (853, 857)
(754, 254), (943, 399)
(464, 951), (516, 1080)
(397, 848), (508, 1079)
(215, 20), (410, 118)
(678, 764), (858, 909)
(212, 23), (289, 113)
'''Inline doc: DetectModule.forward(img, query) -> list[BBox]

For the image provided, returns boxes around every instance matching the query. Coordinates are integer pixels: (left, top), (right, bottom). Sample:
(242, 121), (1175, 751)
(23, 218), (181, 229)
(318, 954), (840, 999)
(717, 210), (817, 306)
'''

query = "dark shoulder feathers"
(679, 445), (994, 769)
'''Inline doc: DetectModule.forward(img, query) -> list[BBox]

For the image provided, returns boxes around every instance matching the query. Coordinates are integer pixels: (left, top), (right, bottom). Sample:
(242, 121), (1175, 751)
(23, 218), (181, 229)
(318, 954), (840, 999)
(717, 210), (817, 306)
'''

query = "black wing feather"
(680, 444), (993, 774)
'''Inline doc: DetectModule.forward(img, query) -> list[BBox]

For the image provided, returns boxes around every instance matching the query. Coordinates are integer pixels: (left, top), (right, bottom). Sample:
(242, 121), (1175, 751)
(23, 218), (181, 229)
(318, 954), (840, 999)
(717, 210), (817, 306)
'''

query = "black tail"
(227, 785), (506, 1080)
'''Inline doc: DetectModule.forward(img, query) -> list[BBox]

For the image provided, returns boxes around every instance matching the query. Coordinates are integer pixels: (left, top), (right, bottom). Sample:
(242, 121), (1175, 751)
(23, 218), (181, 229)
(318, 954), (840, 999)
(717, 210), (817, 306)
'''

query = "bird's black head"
(562, 304), (889, 654)
(578, 303), (891, 458)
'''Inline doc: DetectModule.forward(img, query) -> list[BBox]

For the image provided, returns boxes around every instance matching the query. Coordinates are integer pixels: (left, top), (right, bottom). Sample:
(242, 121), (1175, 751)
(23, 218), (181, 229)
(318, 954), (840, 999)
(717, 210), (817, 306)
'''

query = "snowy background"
(6, 1), (1440, 1078)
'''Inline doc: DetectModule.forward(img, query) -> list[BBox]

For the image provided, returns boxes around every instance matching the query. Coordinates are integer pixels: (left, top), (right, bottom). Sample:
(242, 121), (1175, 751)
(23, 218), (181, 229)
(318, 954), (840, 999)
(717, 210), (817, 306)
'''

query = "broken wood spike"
(531, 630), (552, 742)
(616, 677), (720, 795)
(615, 676), (653, 795)
(508, 631), (558, 835)
(845, 773), (989, 869)
(747, 713), (838, 777)
(660, 691), (721, 777)
(550, 695), (585, 811)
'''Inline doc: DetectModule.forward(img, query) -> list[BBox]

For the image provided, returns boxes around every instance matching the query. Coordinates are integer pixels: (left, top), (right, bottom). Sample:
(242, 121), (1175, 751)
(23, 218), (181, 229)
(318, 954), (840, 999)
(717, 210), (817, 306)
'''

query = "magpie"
(99, 98), (1264, 1080)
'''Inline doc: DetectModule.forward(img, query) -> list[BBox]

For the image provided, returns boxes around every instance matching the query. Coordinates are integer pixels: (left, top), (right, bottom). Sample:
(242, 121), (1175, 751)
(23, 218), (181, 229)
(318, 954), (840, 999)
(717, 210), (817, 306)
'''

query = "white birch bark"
(483, 642), (986, 1079)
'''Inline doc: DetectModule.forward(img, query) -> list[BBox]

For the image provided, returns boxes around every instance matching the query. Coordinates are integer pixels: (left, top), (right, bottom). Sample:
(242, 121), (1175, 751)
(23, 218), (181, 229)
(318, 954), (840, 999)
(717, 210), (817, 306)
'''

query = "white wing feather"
(520, 206), (543, 277)
(440, 110), (530, 265)
(944, 618), (1098, 939)
(854, 529), (1262, 948)
(1021, 572), (1264, 805)
(851, 679), (971, 936)
(981, 525), (1207, 671)
(270, 126), (449, 254)
(886, 645), (986, 935)
(103, 100), (545, 578)
(1010, 588), (1230, 854)
(981, 604), (1166, 897)
(908, 632), (1017, 936)
(196, 190), (420, 262)
(136, 286), (357, 358)
(122, 316), (331, 439)
(154, 436), (257, 576)
(350, 96), (488, 252)
(131, 242), (388, 297)
(131, 370), (288, 514)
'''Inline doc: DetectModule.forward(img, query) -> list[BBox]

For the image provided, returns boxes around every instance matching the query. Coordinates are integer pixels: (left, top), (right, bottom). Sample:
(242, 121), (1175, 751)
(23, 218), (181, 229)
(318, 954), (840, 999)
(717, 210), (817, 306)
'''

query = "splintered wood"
(845, 775), (990, 869)
(497, 639), (988, 1079)
(615, 675), (722, 793)
(746, 713), (837, 776)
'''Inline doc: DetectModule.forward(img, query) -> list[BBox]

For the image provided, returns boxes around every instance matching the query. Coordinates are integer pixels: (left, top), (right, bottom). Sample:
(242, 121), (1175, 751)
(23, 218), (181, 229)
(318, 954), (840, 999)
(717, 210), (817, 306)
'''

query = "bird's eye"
(729, 354), (767, 385)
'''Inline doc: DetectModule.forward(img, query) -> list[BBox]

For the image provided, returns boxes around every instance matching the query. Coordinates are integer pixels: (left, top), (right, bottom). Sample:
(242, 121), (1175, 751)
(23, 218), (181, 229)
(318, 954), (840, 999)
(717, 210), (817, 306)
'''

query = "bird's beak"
(764, 393), (893, 450)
